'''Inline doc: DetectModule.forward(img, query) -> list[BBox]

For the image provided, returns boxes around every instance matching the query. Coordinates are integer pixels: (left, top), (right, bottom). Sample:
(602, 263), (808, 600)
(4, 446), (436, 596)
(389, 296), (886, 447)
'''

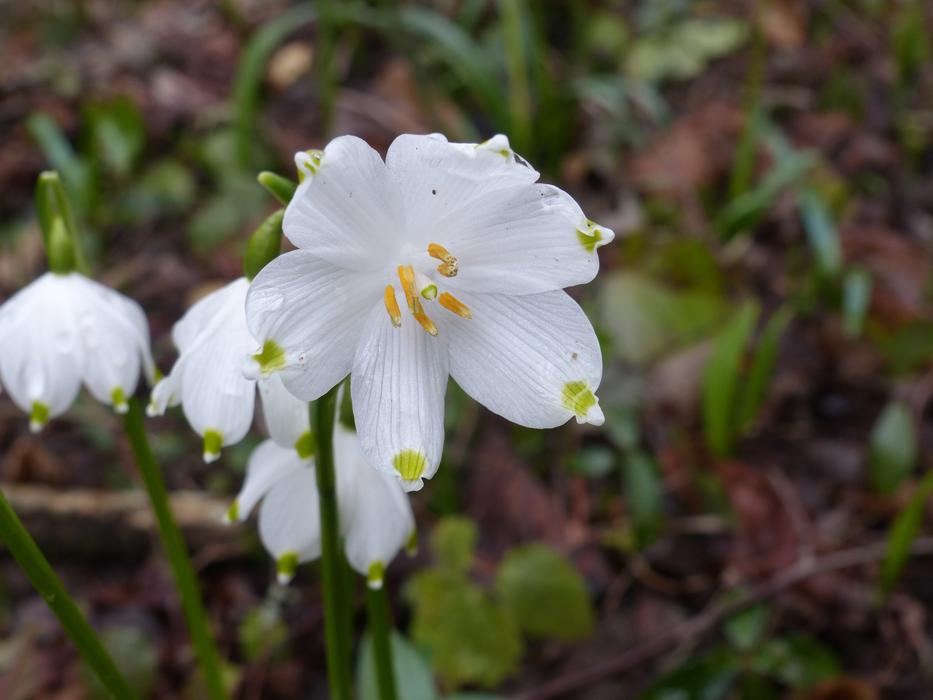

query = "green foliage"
(85, 626), (158, 700)
(798, 187), (842, 278)
(842, 268), (872, 339)
(599, 271), (727, 366)
(627, 18), (748, 83)
(27, 112), (96, 218)
(407, 569), (522, 690)
(702, 303), (793, 458)
(624, 451), (664, 546)
(643, 603), (838, 699)
(869, 401), (917, 493)
(568, 445), (616, 479)
(85, 97), (145, 178)
(495, 545), (594, 641)
(880, 470), (933, 598)
(357, 631), (436, 700)
(431, 516), (478, 575)
(238, 601), (289, 663)
(406, 518), (595, 690)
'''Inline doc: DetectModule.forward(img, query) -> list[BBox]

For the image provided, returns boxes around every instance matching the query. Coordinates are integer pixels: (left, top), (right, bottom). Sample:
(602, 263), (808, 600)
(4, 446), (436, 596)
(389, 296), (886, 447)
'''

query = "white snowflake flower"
(0, 272), (155, 431)
(148, 278), (311, 462)
(228, 424), (415, 587)
(245, 133), (613, 490)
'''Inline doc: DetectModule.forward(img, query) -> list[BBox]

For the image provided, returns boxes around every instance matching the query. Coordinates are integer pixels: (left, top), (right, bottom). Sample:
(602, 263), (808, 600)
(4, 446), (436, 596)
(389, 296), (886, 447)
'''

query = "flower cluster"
(246, 133), (613, 491)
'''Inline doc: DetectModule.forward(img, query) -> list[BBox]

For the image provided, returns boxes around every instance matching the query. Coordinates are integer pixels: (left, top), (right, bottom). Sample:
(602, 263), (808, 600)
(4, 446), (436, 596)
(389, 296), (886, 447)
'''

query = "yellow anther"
(412, 297), (439, 336)
(427, 242), (458, 278)
(438, 292), (472, 319)
(397, 265), (416, 311)
(384, 285), (402, 327)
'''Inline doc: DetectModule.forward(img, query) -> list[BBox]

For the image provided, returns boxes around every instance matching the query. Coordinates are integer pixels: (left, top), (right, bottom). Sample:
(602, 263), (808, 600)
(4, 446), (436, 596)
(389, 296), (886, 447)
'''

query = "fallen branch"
(0, 482), (243, 560)
(513, 538), (933, 700)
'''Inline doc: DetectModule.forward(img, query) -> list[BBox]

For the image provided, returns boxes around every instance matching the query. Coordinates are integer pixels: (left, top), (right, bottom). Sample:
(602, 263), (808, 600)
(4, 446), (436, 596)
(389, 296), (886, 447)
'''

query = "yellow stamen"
(438, 292), (472, 319)
(397, 265), (416, 311)
(427, 242), (458, 278)
(384, 285), (402, 327)
(412, 297), (439, 336)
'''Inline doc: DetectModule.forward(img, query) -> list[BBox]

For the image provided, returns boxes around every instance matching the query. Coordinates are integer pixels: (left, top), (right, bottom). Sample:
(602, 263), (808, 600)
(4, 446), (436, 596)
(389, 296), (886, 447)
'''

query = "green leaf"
(641, 645), (740, 699)
(406, 570), (522, 690)
(238, 602), (288, 663)
(431, 516), (478, 574)
(357, 630), (438, 700)
(873, 321), (933, 374)
(842, 268), (872, 339)
(116, 159), (196, 225)
(702, 301), (760, 457)
(624, 451), (664, 546)
(243, 209), (284, 280)
(598, 271), (727, 366)
(568, 445), (617, 479)
(627, 19), (748, 83)
(28, 114), (96, 219)
(880, 469), (933, 598)
(723, 603), (770, 652)
(86, 96), (145, 177)
(84, 627), (158, 700)
(869, 401), (917, 493)
(750, 636), (839, 688)
(736, 306), (793, 433)
(496, 544), (594, 641)
(799, 187), (842, 278)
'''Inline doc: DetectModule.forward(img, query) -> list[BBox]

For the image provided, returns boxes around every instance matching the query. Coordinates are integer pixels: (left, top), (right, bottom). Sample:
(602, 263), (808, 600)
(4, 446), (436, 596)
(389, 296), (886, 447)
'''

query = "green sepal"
(257, 171), (297, 205)
(243, 209), (284, 281)
(47, 216), (76, 274)
(35, 171), (87, 274)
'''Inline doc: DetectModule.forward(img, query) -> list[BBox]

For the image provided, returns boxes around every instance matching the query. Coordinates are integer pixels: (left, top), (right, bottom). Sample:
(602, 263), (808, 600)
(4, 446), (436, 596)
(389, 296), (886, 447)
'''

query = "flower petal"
(333, 425), (414, 581)
(172, 278), (249, 353)
(283, 135), (405, 269)
(351, 302), (449, 491)
(258, 374), (311, 454)
(232, 439), (308, 521)
(69, 275), (153, 412)
(441, 290), (604, 428)
(246, 250), (380, 401)
(385, 133), (539, 245)
(441, 184), (614, 295)
(0, 274), (83, 429)
(258, 462), (321, 566)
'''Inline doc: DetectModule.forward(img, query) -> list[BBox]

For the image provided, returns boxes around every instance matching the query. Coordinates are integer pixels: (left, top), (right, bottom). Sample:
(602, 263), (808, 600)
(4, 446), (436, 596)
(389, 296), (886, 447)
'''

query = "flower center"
(383, 242), (472, 335)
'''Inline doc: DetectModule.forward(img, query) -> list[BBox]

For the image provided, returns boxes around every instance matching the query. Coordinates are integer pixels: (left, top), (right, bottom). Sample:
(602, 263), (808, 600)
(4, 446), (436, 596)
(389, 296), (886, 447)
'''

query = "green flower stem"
(311, 386), (352, 700)
(366, 583), (398, 700)
(122, 399), (228, 700)
(0, 488), (136, 699)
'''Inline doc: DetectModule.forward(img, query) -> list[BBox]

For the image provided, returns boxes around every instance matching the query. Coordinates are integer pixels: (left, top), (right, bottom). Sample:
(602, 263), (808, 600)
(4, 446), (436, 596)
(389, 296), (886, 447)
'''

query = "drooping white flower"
(0, 272), (155, 431)
(245, 133), (613, 490)
(229, 425), (415, 587)
(148, 277), (311, 462)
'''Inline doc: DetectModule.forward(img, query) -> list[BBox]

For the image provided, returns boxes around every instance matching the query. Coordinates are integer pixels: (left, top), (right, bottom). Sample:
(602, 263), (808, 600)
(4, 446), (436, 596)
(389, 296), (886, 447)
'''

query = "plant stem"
(122, 399), (228, 700)
(366, 584), (398, 700)
(0, 488), (136, 699)
(312, 386), (352, 700)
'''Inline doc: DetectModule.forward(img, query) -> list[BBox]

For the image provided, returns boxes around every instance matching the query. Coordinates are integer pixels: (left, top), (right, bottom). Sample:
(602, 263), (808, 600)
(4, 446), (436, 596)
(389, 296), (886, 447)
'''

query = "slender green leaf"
(869, 401), (917, 493)
(27, 113), (95, 217)
(357, 631), (437, 700)
(702, 302), (760, 457)
(799, 187), (842, 277)
(842, 267), (872, 338)
(736, 306), (793, 432)
(624, 451), (664, 546)
(880, 469), (933, 598)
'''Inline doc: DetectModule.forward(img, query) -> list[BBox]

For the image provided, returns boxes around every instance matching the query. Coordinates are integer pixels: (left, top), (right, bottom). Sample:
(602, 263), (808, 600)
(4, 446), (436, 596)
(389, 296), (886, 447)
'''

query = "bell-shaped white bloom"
(148, 277), (311, 462)
(229, 425), (415, 587)
(245, 133), (612, 490)
(0, 272), (155, 431)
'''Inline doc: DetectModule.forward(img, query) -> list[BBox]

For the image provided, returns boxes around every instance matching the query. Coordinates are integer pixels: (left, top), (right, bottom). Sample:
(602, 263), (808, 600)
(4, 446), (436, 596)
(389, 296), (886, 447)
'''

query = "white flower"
(148, 277), (311, 462)
(0, 272), (154, 431)
(228, 425), (415, 587)
(245, 133), (612, 490)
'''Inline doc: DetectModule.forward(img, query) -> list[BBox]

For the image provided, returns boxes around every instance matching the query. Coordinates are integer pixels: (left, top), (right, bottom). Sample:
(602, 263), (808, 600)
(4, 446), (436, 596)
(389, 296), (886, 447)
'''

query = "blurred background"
(2, 0), (933, 698)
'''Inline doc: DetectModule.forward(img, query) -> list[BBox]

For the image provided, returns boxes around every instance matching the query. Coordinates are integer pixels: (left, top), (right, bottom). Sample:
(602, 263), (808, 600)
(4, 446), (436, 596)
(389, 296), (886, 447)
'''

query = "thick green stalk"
(311, 387), (352, 700)
(366, 584), (398, 700)
(122, 399), (228, 700)
(0, 488), (136, 699)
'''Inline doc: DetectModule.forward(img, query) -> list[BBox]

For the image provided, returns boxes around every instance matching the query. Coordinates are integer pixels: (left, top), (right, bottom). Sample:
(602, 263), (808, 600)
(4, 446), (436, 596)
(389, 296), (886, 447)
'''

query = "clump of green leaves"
(643, 602), (839, 699)
(405, 517), (594, 691)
